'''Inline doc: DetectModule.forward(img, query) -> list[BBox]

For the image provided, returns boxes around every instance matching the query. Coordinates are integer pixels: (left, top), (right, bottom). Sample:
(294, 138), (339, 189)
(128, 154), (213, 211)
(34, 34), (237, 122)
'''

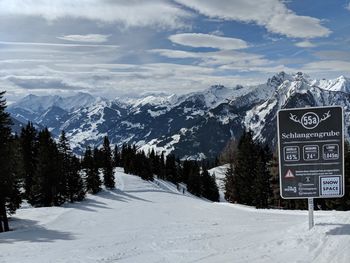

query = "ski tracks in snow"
(2, 169), (350, 263)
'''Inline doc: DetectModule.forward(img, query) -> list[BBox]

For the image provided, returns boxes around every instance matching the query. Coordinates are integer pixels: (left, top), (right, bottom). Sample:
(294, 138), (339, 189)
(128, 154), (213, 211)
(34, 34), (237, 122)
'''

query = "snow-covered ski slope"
(209, 164), (229, 202)
(1, 168), (350, 263)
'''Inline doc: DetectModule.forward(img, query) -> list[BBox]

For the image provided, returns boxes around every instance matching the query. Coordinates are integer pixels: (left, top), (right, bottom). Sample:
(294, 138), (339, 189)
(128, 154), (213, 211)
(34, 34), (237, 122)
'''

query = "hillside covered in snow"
(1, 168), (350, 263)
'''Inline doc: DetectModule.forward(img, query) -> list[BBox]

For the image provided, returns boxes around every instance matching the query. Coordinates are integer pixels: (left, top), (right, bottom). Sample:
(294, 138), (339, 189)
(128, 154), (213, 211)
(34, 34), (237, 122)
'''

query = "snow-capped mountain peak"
(316, 75), (350, 93)
(267, 71), (292, 89)
(128, 94), (178, 108)
(292, 71), (311, 82)
(202, 85), (237, 108)
(10, 92), (99, 113)
(61, 92), (99, 111)
(10, 94), (61, 113)
(182, 84), (255, 110)
(7, 72), (350, 159)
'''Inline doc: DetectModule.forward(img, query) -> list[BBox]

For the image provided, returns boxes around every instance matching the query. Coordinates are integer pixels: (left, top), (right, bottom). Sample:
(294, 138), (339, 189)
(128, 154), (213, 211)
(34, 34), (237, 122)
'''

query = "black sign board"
(277, 106), (344, 199)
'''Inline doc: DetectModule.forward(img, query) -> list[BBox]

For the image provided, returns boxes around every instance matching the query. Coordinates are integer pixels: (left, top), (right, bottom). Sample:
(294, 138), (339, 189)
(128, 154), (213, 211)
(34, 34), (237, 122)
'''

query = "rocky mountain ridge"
(8, 72), (350, 159)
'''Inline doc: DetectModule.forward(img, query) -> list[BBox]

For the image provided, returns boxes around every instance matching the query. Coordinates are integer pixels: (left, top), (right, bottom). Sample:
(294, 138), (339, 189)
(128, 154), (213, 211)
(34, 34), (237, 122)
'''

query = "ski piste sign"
(277, 106), (344, 199)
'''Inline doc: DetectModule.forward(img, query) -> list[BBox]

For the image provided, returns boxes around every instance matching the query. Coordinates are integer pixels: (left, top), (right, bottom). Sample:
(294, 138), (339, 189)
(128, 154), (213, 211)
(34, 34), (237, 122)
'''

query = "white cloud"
(219, 64), (294, 74)
(313, 50), (350, 60)
(151, 49), (270, 68)
(169, 33), (248, 50)
(0, 55), (267, 101)
(0, 40), (119, 48)
(295, 40), (316, 48)
(57, 34), (110, 43)
(302, 60), (350, 73)
(174, 0), (331, 38)
(150, 49), (198, 59)
(0, 0), (191, 29)
(151, 48), (298, 74)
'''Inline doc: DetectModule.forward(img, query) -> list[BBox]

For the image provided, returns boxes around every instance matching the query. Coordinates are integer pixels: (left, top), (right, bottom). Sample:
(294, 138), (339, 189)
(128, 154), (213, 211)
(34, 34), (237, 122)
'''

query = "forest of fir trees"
(2, 88), (350, 233)
(0, 91), (219, 232)
(223, 130), (350, 210)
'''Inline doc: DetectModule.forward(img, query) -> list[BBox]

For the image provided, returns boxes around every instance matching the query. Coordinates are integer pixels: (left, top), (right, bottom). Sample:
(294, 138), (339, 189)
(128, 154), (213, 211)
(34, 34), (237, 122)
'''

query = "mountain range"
(7, 72), (350, 159)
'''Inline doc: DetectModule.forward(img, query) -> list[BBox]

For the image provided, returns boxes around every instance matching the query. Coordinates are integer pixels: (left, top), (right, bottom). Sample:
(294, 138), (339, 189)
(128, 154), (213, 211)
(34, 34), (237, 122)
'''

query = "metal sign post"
(308, 198), (314, 230)
(277, 106), (344, 230)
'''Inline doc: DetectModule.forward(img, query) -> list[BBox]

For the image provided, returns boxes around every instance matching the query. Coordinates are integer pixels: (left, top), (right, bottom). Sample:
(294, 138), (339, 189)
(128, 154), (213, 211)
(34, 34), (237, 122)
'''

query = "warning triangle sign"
(285, 169), (295, 179)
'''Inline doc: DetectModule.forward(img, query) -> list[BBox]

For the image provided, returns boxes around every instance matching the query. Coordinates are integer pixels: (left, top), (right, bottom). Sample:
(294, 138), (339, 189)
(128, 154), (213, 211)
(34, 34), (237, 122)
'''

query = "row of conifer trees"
(0, 119), (117, 232)
(224, 130), (272, 208)
(121, 144), (219, 202)
(223, 130), (350, 210)
(0, 90), (116, 231)
(0, 91), (219, 232)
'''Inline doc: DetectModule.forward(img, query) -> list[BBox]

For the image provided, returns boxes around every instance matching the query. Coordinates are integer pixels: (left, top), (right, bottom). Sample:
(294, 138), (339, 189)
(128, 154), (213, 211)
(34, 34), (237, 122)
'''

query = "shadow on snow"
(98, 188), (153, 203)
(0, 218), (75, 244)
(0, 178), (174, 241)
(316, 223), (350, 235)
(63, 198), (111, 212)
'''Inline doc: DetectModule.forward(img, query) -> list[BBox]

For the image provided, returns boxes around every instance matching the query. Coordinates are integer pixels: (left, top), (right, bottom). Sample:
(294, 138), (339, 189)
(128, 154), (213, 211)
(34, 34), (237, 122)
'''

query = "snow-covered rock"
(9, 92), (99, 112)
(7, 72), (350, 159)
(316, 75), (350, 93)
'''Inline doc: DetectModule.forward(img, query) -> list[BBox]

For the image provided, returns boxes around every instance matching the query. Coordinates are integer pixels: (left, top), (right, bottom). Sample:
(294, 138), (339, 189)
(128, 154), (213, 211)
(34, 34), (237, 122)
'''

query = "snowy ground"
(1, 168), (350, 263)
(208, 164), (230, 202)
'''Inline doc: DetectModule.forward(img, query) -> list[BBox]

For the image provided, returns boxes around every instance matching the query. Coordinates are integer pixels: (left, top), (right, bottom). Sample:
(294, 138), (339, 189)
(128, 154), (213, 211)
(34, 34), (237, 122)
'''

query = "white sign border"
(277, 105), (345, 199)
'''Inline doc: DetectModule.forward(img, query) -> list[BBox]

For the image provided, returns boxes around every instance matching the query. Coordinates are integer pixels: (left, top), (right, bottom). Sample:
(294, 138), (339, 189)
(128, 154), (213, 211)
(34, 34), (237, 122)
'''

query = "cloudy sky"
(1, 0), (350, 102)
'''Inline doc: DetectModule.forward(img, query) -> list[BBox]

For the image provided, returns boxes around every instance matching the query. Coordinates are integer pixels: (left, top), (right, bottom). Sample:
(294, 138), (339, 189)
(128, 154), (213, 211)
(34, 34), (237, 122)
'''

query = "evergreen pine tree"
(0, 91), (23, 232)
(130, 145), (137, 173)
(182, 160), (192, 183)
(114, 144), (121, 167)
(186, 161), (202, 196)
(0, 98), (23, 232)
(102, 136), (115, 189)
(165, 154), (178, 183)
(57, 130), (70, 202)
(93, 147), (104, 168)
(120, 143), (127, 168)
(224, 164), (237, 203)
(201, 168), (220, 202)
(84, 146), (102, 194)
(29, 128), (62, 207)
(124, 149), (152, 181)
(138, 151), (154, 181)
(57, 131), (85, 202)
(224, 131), (273, 208)
(158, 152), (166, 179)
(149, 149), (160, 175)
(122, 144), (136, 174)
(254, 156), (268, 208)
(20, 122), (37, 199)
(268, 153), (282, 208)
(244, 145), (271, 208)
(66, 156), (85, 202)
(0, 139), (23, 232)
(233, 130), (257, 205)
